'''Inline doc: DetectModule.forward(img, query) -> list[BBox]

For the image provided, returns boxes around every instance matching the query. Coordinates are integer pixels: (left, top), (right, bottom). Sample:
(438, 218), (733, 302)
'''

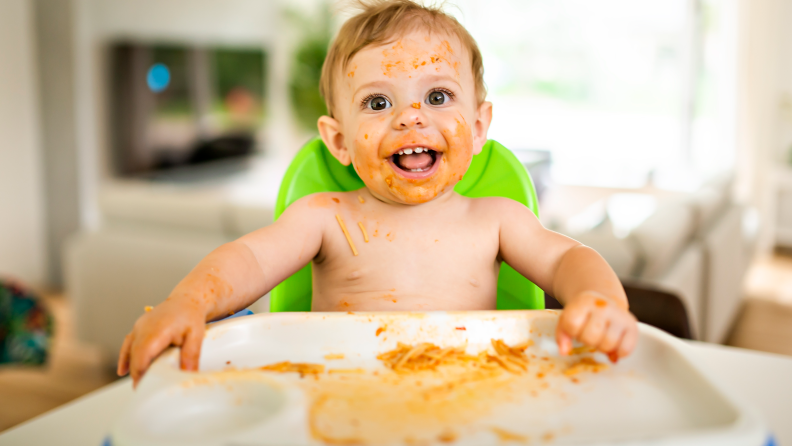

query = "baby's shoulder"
(464, 195), (531, 215)
(288, 191), (362, 211)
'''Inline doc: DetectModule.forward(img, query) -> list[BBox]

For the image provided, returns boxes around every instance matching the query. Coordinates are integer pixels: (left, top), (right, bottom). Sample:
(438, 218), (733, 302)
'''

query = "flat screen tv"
(109, 42), (267, 177)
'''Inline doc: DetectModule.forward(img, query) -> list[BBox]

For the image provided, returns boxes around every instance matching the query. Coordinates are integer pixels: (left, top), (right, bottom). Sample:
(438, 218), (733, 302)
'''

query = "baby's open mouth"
(389, 147), (441, 179)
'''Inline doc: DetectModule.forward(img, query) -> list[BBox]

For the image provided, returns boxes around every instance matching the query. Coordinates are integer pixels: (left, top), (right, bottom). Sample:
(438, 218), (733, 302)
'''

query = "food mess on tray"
(248, 338), (609, 445)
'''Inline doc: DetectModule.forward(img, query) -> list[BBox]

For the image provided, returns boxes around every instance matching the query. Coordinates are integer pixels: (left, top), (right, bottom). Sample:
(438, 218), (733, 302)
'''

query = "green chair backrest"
(270, 137), (544, 312)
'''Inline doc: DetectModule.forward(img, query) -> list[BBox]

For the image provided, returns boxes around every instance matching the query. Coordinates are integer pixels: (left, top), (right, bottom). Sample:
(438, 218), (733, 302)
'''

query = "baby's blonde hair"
(320, 0), (486, 117)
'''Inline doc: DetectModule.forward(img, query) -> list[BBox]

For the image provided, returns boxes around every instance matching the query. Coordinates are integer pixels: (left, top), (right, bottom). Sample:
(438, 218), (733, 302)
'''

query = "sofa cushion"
(100, 183), (228, 233)
(628, 200), (696, 280)
(571, 222), (639, 278)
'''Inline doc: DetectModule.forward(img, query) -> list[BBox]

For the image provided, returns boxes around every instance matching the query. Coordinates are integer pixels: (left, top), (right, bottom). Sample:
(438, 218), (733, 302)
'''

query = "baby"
(118, 0), (638, 386)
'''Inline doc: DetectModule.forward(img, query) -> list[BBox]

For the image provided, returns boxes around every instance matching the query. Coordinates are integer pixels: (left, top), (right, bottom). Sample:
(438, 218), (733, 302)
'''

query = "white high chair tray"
(109, 311), (765, 446)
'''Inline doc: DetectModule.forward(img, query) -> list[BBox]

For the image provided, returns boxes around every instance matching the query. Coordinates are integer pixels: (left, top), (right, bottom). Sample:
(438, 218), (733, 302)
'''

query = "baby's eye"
(367, 96), (391, 111)
(426, 90), (448, 106)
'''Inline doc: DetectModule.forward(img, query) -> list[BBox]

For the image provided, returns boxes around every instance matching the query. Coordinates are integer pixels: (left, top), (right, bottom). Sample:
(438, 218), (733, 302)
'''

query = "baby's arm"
(117, 196), (325, 385)
(493, 198), (638, 360)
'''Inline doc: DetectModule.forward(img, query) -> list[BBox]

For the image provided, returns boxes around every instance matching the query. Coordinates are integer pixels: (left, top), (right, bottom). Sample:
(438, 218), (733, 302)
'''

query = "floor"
(0, 293), (117, 432)
(1, 254), (792, 433)
(727, 252), (792, 356)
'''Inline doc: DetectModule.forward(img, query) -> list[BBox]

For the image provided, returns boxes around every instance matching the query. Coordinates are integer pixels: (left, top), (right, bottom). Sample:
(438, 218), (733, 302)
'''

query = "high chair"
(270, 137), (544, 312)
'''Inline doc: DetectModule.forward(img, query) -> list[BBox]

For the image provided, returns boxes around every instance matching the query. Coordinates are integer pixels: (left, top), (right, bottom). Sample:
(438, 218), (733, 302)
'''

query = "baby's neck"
(365, 187), (460, 211)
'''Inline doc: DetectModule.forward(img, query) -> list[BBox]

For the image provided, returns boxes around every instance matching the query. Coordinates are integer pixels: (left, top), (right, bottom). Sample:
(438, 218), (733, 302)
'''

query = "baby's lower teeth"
(410, 168), (424, 172)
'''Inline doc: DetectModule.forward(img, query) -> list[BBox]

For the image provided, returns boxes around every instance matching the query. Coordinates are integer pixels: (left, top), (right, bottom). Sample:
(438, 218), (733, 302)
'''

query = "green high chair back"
(270, 137), (544, 312)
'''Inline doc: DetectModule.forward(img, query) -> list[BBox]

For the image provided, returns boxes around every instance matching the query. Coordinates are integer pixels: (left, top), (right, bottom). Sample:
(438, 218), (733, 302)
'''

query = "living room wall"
(0, 0), (47, 286)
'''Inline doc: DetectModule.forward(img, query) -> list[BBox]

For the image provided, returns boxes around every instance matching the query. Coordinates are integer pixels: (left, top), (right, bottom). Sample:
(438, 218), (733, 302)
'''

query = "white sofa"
(65, 158), (285, 365)
(562, 173), (755, 342)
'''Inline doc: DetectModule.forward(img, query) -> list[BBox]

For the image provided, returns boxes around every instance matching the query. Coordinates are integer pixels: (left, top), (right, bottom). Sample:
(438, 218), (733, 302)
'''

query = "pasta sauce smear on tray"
(255, 339), (610, 446)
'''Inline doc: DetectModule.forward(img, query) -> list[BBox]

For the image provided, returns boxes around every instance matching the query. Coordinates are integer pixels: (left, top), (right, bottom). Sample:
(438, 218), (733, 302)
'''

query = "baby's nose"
(394, 104), (425, 129)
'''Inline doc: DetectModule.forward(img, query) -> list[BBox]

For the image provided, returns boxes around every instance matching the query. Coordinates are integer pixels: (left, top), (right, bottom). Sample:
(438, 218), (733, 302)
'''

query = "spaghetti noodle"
(260, 361), (325, 378)
(358, 222), (369, 242)
(376, 339), (532, 375)
(335, 214), (358, 256)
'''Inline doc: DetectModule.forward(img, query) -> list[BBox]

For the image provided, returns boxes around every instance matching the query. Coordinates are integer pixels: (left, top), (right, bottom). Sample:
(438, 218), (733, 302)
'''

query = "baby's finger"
(578, 313), (608, 347)
(597, 320), (625, 354)
(180, 325), (205, 372)
(129, 331), (174, 387)
(557, 306), (590, 340)
(617, 323), (639, 358)
(117, 333), (133, 376)
(556, 329), (573, 356)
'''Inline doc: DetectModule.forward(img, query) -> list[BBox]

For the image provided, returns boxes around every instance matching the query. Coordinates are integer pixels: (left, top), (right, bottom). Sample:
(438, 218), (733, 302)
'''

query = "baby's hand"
(556, 291), (638, 362)
(117, 300), (207, 387)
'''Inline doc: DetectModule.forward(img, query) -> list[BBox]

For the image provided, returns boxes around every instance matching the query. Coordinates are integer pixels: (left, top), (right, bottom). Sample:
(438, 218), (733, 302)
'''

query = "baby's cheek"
(351, 129), (382, 179)
(441, 120), (474, 181)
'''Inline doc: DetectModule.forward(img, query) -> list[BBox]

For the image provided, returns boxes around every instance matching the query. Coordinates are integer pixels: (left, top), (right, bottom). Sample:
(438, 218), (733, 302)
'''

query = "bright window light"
(451, 0), (737, 188)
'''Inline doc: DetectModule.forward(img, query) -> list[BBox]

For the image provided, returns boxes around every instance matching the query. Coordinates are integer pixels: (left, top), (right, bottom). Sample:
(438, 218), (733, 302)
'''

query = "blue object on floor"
(764, 434), (776, 446)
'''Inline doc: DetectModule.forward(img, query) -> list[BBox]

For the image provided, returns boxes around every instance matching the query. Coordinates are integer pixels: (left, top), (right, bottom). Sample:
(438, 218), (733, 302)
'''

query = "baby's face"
(319, 30), (492, 205)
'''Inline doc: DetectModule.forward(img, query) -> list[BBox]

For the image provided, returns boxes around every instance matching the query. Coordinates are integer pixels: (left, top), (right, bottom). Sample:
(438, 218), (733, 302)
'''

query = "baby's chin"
(364, 174), (458, 205)
(353, 149), (468, 204)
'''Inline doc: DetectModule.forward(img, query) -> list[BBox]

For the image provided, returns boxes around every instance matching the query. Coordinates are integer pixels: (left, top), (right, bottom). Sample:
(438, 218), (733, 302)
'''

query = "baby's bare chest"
(311, 211), (502, 310)
(324, 210), (499, 265)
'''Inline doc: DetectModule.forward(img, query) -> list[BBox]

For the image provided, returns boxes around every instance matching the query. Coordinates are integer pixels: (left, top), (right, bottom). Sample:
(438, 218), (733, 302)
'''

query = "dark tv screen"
(109, 42), (267, 176)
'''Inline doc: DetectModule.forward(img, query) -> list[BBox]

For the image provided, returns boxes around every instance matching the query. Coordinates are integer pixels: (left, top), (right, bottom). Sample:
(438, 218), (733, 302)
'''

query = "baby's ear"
(318, 115), (351, 166)
(472, 101), (493, 155)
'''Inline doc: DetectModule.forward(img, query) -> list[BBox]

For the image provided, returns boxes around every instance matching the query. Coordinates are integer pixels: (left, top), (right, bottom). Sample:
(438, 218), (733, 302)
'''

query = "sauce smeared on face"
(380, 39), (460, 80)
(337, 30), (482, 206)
(352, 120), (473, 204)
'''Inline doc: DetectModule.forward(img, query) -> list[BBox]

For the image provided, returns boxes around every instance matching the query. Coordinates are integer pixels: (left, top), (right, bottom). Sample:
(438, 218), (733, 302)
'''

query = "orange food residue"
(144, 306), (153, 312)
(455, 326), (466, 331)
(491, 427), (528, 443)
(437, 429), (457, 443)
(563, 357), (609, 376)
(332, 198), (340, 203)
(357, 195), (365, 203)
(328, 368), (365, 374)
(260, 361), (325, 378)
(569, 345), (597, 355)
(324, 353), (345, 360)
(335, 214), (358, 256)
(309, 394), (363, 445)
(377, 339), (531, 375)
(594, 298), (607, 307)
(412, 102), (421, 109)
(375, 326), (386, 336)
(358, 222), (369, 243)
(260, 336), (606, 446)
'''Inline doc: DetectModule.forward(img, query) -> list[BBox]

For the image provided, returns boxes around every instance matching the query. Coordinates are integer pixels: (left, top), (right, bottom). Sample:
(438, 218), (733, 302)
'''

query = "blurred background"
(1, 0), (791, 431)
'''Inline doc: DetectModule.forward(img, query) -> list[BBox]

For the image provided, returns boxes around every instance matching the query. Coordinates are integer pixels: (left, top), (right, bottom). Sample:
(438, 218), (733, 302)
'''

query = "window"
(453, 0), (737, 188)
